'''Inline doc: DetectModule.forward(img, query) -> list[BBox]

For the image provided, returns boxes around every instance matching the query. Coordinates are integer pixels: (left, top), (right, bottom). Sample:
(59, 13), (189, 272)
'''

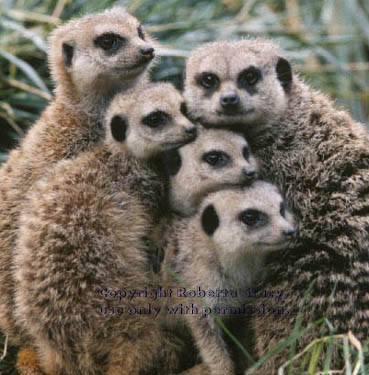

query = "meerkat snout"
(283, 228), (297, 239)
(185, 126), (197, 136)
(242, 168), (257, 181)
(220, 93), (240, 110)
(140, 47), (155, 59)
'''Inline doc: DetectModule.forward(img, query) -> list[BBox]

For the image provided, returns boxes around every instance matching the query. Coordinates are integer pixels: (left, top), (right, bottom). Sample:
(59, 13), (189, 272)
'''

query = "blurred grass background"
(0, 0), (369, 374)
(1, 0), (369, 161)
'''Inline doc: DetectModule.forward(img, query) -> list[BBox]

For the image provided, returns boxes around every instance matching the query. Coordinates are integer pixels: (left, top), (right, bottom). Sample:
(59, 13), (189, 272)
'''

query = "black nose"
(242, 169), (256, 180)
(283, 229), (296, 238)
(140, 47), (155, 59)
(220, 94), (240, 108)
(185, 126), (197, 137)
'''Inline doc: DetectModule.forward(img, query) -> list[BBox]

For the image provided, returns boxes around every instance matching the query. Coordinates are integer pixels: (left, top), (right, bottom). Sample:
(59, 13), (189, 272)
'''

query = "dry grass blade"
(4, 9), (60, 25)
(8, 79), (52, 101)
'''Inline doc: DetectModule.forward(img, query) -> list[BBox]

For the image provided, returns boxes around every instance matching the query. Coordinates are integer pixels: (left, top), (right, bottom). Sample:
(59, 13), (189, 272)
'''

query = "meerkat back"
(13, 82), (196, 375)
(0, 7), (157, 345)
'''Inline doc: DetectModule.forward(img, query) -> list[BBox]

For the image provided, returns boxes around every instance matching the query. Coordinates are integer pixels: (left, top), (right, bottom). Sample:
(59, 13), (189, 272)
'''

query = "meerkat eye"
(142, 110), (170, 128)
(202, 151), (230, 167)
(199, 73), (219, 89)
(94, 33), (125, 52)
(138, 25), (145, 41)
(239, 209), (267, 228)
(238, 67), (262, 87)
(280, 202), (286, 218)
(242, 146), (250, 160)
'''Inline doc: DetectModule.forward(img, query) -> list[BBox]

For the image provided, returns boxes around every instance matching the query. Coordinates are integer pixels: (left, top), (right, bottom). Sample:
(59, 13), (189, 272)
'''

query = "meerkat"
(183, 40), (289, 128)
(164, 127), (258, 216)
(0, 7), (156, 345)
(13, 82), (197, 375)
(184, 39), (369, 372)
(159, 182), (295, 375)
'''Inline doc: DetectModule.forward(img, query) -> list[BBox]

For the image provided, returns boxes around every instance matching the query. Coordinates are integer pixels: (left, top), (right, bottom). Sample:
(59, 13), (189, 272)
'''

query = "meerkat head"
(104, 83), (197, 160)
(49, 7), (157, 99)
(198, 181), (295, 266)
(165, 127), (259, 216)
(184, 39), (293, 129)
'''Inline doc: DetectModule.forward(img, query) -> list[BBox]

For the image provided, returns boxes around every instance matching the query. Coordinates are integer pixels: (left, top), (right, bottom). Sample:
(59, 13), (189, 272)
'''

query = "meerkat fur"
(0, 7), (157, 346)
(13, 83), (196, 375)
(165, 127), (258, 216)
(160, 182), (295, 375)
(184, 38), (369, 372)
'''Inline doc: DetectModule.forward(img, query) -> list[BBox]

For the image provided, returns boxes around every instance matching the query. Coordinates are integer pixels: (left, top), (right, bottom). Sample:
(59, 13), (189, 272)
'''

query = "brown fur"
(0, 7), (156, 346)
(16, 348), (44, 375)
(13, 83), (196, 375)
(160, 183), (295, 375)
(184, 39), (369, 373)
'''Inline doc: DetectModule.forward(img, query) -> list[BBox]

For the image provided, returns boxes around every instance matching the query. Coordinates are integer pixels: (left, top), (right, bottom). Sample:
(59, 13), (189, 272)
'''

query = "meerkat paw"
(16, 348), (45, 375)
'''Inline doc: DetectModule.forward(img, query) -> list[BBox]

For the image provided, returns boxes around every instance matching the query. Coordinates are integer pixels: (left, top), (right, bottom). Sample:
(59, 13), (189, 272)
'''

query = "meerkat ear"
(62, 42), (74, 68)
(110, 115), (128, 142)
(180, 102), (189, 118)
(164, 149), (182, 176)
(201, 204), (219, 236)
(276, 57), (292, 91)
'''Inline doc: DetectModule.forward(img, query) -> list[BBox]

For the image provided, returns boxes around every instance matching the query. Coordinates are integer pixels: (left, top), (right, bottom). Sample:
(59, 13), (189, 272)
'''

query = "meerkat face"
(105, 83), (197, 159)
(184, 39), (293, 128)
(49, 7), (157, 93)
(199, 181), (295, 265)
(165, 128), (259, 216)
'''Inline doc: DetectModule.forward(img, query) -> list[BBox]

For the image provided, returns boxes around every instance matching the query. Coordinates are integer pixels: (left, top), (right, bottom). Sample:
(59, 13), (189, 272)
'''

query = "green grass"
(0, 0), (369, 373)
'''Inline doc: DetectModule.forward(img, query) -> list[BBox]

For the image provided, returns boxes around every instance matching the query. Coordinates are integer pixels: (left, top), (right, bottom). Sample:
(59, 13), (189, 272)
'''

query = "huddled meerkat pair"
(182, 39), (369, 373)
(0, 7), (157, 345)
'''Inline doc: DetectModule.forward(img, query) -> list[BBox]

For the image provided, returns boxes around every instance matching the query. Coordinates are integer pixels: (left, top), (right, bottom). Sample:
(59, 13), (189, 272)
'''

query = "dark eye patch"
(142, 110), (171, 128)
(197, 72), (220, 90)
(201, 204), (219, 236)
(239, 209), (267, 228)
(180, 102), (189, 118)
(94, 33), (126, 54)
(238, 67), (262, 91)
(62, 42), (74, 68)
(202, 150), (230, 168)
(165, 149), (182, 176)
(138, 25), (145, 41)
(276, 57), (292, 91)
(110, 115), (128, 142)
(280, 202), (286, 218)
(242, 146), (250, 160)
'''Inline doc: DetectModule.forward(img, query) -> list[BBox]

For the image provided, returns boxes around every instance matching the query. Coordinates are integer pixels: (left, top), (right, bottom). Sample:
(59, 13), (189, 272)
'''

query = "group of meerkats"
(0, 6), (368, 375)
